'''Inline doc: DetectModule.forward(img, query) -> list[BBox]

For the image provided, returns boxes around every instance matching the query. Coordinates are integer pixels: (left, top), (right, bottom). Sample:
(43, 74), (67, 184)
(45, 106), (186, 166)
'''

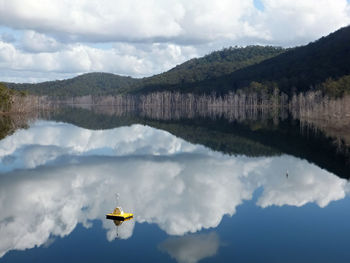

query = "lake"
(0, 106), (349, 263)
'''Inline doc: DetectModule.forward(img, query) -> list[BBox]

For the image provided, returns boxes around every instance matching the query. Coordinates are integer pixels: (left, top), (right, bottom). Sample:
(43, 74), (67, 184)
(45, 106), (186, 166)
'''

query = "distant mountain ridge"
(5, 46), (286, 97)
(6, 72), (140, 97)
(4, 25), (350, 97)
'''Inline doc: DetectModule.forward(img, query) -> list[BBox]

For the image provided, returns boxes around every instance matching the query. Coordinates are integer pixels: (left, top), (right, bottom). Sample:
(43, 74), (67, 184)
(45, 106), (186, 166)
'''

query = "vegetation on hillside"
(0, 82), (44, 113)
(153, 25), (350, 96)
(6, 73), (140, 97)
(5, 25), (350, 98)
(322, 75), (350, 97)
(0, 83), (17, 113)
(6, 46), (285, 97)
(139, 46), (285, 87)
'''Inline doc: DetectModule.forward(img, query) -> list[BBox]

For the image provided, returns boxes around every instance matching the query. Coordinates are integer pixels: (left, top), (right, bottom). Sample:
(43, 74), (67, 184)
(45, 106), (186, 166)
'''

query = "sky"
(0, 0), (350, 83)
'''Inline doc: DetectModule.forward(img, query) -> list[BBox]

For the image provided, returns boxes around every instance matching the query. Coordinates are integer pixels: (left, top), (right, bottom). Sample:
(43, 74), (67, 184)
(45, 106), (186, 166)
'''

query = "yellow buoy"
(106, 206), (133, 220)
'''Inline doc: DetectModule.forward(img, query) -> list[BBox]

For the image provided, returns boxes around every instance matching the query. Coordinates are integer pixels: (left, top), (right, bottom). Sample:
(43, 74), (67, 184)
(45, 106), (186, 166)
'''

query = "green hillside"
(6, 72), (140, 97)
(139, 45), (285, 87)
(138, 25), (350, 96)
(6, 46), (285, 97)
(225, 25), (350, 95)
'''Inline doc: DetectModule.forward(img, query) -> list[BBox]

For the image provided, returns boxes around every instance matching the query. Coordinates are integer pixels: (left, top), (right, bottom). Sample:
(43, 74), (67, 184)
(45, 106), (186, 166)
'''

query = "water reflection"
(159, 232), (220, 263)
(0, 121), (349, 258)
(49, 106), (350, 179)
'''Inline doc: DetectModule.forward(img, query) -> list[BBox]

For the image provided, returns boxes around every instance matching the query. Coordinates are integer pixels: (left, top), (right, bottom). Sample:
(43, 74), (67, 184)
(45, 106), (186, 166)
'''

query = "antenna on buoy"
(115, 193), (120, 206)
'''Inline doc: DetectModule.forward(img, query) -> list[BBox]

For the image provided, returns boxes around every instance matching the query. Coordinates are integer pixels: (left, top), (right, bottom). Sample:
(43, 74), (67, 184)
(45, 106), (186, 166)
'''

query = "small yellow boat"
(106, 207), (133, 221)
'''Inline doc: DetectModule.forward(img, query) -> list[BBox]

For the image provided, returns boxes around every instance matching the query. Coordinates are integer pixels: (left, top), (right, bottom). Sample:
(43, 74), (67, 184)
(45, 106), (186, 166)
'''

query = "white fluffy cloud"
(0, 40), (197, 79)
(0, 121), (349, 258)
(1, 0), (347, 45)
(0, 0), (255, 43)
(0, 0), (349, 82)
(259, 0), (350, 45)
(21, 31), (63, 53)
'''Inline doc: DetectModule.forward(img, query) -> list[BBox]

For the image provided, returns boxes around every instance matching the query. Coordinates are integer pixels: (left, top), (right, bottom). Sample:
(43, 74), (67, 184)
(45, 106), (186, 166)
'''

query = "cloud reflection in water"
(0, 121), (348, 258)
(159, 232), (220, 263)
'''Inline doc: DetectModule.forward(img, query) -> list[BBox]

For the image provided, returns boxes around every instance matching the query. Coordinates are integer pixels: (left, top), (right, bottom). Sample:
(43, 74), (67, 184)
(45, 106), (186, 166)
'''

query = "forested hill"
(6, 73), (140, 97)
(138, 25), (350, 96)
(6, 25), (350, 97)
(220, 25), (350, 95)
(140, 46), (285, 87)
(6, 46), (285, 97)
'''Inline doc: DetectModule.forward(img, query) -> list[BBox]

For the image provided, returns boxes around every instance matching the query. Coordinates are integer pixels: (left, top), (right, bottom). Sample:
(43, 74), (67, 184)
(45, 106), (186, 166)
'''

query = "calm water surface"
(0, 112), (350, 262)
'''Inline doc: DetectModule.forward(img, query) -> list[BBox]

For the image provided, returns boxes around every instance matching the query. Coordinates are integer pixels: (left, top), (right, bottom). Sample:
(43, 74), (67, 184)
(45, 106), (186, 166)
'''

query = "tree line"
(0, 82), (52, 114)
(49, 89), (349, 125)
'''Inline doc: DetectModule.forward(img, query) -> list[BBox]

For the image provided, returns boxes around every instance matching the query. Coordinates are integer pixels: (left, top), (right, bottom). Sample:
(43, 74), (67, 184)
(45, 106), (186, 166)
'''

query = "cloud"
(0, 0), (348, 45)
(20, 30), (63, 53)
(255, 157), (349, 208)
(0, 0), (256, 44)
(159, 232), (220, 263)
(258, 0), (350, 45)
(0, 0), (349, 81)
(0, 69), (76, 83)
(0, 121), (349, 258)
(0, 40), (198, 79)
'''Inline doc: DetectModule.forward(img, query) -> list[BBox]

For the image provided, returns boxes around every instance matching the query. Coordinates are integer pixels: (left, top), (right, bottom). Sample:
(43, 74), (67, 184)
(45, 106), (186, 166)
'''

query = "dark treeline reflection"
(45, 99), (350, 180)
(0, 110), (51, 140)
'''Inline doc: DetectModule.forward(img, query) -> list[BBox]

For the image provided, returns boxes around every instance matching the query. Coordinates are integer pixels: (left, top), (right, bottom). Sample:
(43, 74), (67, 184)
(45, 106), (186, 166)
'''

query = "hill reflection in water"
(0, 121), (349, 259)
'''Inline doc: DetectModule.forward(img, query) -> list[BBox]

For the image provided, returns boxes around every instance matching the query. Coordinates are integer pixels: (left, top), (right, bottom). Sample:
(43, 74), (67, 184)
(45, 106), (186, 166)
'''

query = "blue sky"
(254, 0), (265, 10)
(0, 0), (349, 83)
